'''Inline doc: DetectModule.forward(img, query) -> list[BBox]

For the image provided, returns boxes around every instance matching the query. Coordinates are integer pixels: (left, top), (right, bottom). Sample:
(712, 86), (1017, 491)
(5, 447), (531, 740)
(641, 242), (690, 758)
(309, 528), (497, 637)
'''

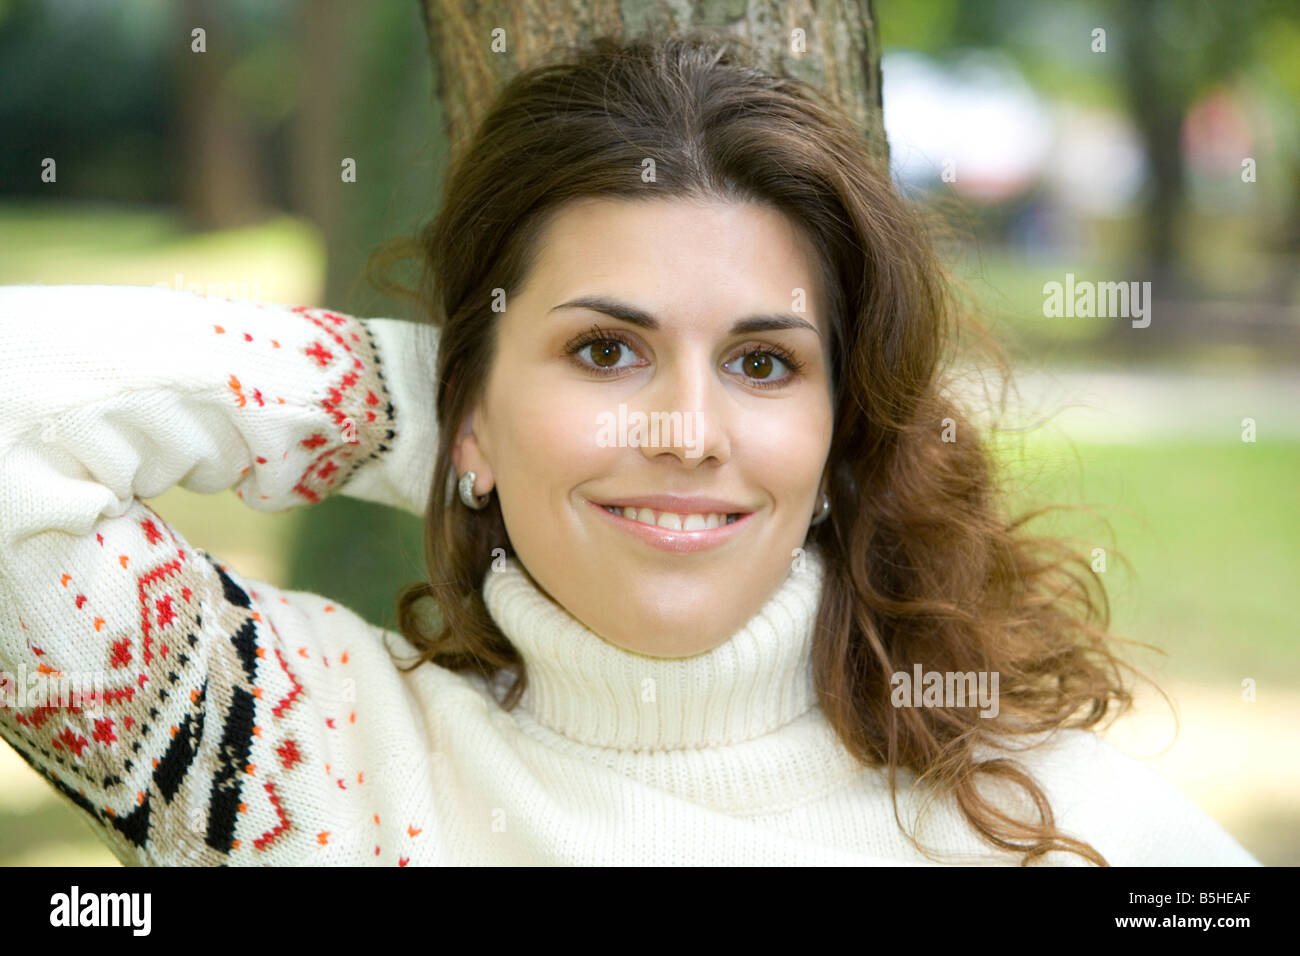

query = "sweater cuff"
(338, 317), (439, 519)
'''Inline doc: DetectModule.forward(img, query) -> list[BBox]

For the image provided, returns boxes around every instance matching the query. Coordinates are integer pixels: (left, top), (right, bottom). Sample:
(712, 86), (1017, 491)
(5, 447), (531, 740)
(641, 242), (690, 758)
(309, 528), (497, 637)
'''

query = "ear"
(451, 406), (495, 490)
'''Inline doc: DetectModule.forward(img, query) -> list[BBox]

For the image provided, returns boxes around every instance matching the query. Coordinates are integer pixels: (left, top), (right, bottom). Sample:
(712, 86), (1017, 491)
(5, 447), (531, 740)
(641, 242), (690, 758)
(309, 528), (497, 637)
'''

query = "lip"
(585, 497), (755, 553)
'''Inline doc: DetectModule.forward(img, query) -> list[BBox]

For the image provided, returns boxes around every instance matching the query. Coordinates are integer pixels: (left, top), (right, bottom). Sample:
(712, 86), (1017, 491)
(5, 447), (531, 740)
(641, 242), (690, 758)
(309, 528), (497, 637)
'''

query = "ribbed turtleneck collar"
(479, 547), (827, 752)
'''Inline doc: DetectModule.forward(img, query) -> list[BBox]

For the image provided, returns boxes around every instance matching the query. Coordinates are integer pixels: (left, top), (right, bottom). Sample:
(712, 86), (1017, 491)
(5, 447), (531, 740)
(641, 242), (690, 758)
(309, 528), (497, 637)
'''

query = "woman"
(0, 33), (1258, 865)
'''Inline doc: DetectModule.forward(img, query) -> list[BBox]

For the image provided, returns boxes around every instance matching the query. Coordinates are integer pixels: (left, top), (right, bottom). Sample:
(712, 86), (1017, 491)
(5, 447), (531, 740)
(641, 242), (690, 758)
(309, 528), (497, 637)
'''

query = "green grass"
(947, 246), (1122, 347)
(938, 219), (1300, 367)
(995, 435), (1300, 687)
(0, 200), (325, 305)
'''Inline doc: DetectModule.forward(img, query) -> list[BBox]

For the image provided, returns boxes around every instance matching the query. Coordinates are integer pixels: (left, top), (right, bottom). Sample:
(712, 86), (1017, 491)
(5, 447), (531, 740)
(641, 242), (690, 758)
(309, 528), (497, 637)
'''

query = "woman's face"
(454, 197), (834, 657)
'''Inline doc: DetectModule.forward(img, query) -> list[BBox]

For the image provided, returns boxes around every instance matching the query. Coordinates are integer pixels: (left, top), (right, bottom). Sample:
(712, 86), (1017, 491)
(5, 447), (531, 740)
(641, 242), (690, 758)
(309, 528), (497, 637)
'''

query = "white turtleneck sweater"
(0, 285), (1259, 866)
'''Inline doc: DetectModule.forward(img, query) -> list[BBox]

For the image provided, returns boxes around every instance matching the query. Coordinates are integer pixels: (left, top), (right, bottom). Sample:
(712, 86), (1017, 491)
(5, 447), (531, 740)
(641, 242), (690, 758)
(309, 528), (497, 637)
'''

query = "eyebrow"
(549, 295), (821, 338)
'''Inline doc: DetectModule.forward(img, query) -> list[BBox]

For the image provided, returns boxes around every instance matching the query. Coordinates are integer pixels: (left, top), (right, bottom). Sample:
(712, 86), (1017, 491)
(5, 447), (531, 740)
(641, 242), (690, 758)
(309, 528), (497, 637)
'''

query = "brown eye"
(590, 340), (623, 368)
(743, 353), (773, 379)
(723, 347), (800, 389)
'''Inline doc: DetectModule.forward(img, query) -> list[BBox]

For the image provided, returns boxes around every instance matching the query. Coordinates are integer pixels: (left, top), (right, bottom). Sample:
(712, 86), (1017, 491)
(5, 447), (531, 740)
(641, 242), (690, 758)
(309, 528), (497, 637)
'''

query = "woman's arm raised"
(0, 283), (439, 864)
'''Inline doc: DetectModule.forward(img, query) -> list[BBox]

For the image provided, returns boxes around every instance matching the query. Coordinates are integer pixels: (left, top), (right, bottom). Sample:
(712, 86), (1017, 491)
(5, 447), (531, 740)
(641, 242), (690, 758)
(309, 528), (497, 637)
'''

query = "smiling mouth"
(600, 505), (742, 530)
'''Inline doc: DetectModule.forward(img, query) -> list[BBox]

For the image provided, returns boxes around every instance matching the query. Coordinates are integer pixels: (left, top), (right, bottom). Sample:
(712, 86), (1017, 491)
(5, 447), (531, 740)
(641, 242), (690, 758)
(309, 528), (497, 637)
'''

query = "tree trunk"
(418, 0), (887, 160)
(1117, 0), (1189, 297)
(169, 0), (270, 229)
(289, 0), (353, 275)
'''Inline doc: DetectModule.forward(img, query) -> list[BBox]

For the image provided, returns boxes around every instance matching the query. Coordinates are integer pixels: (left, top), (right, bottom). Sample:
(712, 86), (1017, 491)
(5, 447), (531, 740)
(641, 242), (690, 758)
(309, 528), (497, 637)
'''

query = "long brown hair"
(368, 30), (1163, 866)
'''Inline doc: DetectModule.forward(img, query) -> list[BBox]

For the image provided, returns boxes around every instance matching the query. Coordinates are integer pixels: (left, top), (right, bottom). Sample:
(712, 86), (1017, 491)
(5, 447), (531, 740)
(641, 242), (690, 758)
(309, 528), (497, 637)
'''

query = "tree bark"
(1117, 0), (1189, 301)
(418, 0), (886, 160)
(169, 0), (270, 229)
(289, 0), (353, 256)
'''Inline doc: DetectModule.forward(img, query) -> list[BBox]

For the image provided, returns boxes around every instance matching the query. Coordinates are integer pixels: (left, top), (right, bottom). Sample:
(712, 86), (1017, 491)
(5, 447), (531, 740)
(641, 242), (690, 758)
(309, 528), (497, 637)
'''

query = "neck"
(480, 547), (827, 752)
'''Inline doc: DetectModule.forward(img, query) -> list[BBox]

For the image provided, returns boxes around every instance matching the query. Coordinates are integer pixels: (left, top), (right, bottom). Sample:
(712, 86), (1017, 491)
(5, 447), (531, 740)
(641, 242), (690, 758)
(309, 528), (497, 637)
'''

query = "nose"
(636, 347), (730, 466)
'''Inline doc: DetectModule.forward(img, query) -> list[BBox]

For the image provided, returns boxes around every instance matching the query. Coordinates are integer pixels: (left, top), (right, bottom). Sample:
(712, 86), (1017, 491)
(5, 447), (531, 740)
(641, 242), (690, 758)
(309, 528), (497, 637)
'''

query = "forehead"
(523, 197), (827, 334)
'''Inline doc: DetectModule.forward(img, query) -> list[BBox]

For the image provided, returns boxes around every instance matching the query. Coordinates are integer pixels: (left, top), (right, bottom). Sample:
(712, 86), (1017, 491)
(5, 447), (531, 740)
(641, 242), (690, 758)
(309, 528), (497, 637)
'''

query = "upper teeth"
(603, 506), (738, 530)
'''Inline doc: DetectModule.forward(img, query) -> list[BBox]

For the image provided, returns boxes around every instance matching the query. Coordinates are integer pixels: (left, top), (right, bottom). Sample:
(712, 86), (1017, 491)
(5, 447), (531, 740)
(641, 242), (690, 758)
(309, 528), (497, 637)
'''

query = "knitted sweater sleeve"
(0, 284), (439, 865)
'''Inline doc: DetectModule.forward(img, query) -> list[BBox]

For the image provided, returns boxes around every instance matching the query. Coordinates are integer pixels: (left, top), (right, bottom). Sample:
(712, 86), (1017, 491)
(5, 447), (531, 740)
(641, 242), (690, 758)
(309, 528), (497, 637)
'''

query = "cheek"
(491, 378), (617, 495)
(732, 399), (831, 495)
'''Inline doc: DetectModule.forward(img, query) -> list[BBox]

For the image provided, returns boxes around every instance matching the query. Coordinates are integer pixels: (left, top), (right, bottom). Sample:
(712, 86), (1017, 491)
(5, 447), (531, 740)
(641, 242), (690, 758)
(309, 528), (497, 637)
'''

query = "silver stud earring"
(458, 470), (490, 510)
(809, 490), (831, 526)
